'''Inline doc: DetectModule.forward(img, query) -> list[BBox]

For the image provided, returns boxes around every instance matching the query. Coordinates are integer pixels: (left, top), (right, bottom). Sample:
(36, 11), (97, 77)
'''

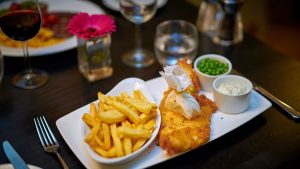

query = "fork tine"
(34, 118), (45, 147)
(39, 116), (54, 145)
(42, 116), (58, 144)
(34, 116), (70, 169)
(36, 117), (50, 146)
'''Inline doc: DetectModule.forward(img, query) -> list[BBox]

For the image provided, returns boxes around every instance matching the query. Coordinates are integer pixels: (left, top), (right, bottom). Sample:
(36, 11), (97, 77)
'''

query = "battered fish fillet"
(177, 58), (201, 93)
(158, 59), (217, 155)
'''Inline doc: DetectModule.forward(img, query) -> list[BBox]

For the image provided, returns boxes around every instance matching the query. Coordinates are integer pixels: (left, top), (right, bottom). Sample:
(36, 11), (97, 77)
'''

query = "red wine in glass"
(0, 10), (41, 41)
(0, 0), (48, 89)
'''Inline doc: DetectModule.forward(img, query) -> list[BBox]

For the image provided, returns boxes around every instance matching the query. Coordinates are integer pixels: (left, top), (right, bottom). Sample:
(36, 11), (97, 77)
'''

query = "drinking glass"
(119, 0), (157, 68)
(0, 0), (48, 89)
(154, 20), (199, 66)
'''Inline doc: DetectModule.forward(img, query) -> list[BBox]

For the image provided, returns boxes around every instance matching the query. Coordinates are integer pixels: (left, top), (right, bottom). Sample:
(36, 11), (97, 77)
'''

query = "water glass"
(0, 50), (3, 84)
(154, 20), (199, 66)
(77, 35), (113, 82)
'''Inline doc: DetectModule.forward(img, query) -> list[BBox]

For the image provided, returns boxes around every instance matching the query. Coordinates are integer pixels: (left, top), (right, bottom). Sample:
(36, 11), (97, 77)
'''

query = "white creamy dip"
(217, 80), (248, 95)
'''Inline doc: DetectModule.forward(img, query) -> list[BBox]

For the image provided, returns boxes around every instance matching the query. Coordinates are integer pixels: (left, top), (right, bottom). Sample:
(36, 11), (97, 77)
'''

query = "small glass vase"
(77, 35), (113, 82)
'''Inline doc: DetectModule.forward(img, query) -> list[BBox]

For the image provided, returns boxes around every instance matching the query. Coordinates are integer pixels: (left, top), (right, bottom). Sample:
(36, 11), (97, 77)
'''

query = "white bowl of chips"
(81, 78), (161, 165)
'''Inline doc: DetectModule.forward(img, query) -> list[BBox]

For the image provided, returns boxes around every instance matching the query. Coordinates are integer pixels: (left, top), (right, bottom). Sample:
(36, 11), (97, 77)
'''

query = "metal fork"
(34, 116), (69, 169)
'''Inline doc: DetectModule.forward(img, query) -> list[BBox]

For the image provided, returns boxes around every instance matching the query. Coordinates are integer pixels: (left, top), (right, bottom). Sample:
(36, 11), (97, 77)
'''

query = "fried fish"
(158, 59), (217, 155)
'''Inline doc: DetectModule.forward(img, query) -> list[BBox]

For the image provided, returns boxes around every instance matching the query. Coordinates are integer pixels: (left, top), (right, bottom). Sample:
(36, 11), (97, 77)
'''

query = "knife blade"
(3, 140), (30, 169)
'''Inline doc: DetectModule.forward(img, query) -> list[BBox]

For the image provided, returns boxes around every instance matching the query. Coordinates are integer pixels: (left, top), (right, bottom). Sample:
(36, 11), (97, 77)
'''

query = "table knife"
(3, 140), (30, 169)
(231, 69), (300, 120)
(254, 85), (300, 120)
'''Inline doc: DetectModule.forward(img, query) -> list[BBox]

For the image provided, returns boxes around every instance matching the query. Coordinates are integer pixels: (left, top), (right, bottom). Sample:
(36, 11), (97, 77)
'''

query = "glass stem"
(135, 24), (142, 51)
(22, 41), (33, 74)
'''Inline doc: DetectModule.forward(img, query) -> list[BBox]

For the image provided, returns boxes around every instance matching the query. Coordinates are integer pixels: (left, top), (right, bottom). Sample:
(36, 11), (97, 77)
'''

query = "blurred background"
(189, 0), (300, 61)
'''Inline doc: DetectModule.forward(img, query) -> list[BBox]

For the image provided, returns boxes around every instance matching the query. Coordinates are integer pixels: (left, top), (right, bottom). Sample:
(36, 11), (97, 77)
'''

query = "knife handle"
(2, 141), (30, 169)
(254, 85), (300, 120)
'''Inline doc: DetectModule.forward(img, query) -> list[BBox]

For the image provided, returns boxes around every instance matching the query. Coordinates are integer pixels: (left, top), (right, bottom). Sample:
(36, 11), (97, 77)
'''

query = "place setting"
(56, 59), (272, 168)
(1, 0), (300, 169)
(56, 2), (272, 168)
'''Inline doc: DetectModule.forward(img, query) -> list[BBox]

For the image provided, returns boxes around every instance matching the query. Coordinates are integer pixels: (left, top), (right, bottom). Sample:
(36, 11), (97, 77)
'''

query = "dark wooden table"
(1, 0), (300, 169)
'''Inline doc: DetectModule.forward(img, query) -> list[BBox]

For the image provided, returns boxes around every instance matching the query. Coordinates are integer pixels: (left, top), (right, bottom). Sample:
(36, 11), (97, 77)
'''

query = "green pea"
(197, 58), (229, 76)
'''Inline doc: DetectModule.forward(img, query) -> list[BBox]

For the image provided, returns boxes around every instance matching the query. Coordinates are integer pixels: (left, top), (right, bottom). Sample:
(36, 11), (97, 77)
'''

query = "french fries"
(82, 90), (157, 158)
(123, 98), (153, 114)
(98, 110), (126, 124)
(106, 99), (141, 124)
(117, 126), (152, 139)
(102, 123), (111, 150)
(133, 138), (147, 152)
(90, 103), (97, 118)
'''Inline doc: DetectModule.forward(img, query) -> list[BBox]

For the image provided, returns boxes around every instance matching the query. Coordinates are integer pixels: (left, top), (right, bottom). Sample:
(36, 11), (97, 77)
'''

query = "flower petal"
(67, 13), (116, 40)
(67, 12), (90, 36)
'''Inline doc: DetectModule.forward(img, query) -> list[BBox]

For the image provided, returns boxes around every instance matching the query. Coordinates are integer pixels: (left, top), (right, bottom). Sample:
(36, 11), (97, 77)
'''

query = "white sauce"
(217, 80), (248, 95)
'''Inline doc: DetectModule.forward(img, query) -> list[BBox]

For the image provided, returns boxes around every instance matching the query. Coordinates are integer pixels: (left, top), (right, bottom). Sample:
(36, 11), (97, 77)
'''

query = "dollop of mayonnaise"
(160, 65), (201, 119)
(164, 91), (200, 120)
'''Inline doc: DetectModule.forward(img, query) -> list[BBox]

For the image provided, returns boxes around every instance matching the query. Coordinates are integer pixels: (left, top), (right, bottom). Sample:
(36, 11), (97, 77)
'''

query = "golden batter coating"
(158, 58), (217, 155)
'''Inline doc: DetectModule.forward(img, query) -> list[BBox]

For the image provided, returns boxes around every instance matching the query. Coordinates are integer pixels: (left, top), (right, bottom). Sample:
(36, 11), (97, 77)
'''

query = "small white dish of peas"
(193, 54), (232, 92)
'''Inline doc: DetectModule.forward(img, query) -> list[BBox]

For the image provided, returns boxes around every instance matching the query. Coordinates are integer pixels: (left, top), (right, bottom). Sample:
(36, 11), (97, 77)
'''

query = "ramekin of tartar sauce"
(213, 75), (253, 114)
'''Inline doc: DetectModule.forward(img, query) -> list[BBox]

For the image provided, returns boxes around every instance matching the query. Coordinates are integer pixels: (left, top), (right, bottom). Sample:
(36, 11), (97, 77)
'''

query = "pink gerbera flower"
(67, 12), (116, 40)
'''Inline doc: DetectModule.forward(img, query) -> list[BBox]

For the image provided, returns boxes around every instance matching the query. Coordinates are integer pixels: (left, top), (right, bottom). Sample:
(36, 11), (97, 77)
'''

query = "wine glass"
(0, 0), (48, 89)
(119, 0), (157, 68)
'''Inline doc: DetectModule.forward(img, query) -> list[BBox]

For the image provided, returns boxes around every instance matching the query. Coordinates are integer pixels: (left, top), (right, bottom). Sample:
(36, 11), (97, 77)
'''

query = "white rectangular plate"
(56, 77), (272, 169)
